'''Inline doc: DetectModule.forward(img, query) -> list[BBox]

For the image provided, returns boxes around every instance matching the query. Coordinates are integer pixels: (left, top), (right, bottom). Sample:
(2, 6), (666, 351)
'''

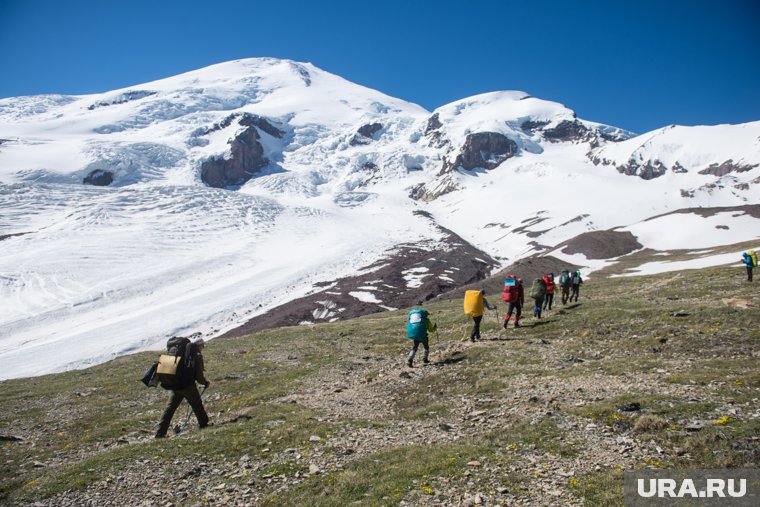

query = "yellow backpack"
(464, 290), (484, 317)
(749, 250), (758, 267)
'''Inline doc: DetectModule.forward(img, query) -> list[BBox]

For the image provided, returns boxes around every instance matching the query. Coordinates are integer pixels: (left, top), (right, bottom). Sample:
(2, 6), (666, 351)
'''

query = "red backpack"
(543, 275), (555, 294)
(502, 274), (519, 303)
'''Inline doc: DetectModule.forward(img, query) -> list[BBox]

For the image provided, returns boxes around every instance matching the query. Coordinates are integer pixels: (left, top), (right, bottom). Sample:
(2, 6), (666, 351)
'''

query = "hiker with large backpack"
(570, 271), (583, 302)
(464, 289), (496, 342)
(155, 336), (211, 438)
(529, 277), (547, 319)
(742, 251), (756, 282)
(502, 275), (524, 329)
(542, 273), (556, 311)
(559, 269), (572, 305)
(406, 304), (437, 367)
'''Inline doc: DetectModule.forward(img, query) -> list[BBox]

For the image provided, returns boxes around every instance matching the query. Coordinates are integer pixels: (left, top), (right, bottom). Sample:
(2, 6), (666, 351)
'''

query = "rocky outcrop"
(541, 120), (591, 143)
(87, 90), (156, 110)
(200, 115), (283, 188)
(520, 120), (550, 132)
(441, 132), (518, 174)
(424, 113), (449, 149)
(83, 169), (114, 186)
(698, 159), (758, 177)
(425, 113), (443, 134)
(195, 113), (284, 139)
(349, 123), (383, 146)
(409, 175), (460, 202)
(614, 158), (669, 180)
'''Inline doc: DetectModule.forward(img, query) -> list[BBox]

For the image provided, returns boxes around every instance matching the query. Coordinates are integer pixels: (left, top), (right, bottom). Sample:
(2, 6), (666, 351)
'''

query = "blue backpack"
(407, 309), (428, 340)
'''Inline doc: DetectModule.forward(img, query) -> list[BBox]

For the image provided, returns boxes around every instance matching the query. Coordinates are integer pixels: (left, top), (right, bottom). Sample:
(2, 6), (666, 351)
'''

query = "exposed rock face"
(424, 113), (449, 149)
(698, 159), (758, 177)
(425, 113), (443, 134)
(83, 169), (114, 186)
(200, 114), (283, 188)
(441, 132), (518, 174)
(195, 112), (284, 139)
(349, 123), (383, 146)
(238, 114), (284, 139)
(87, 90), (156, 110)
(614, 158), (669, 180)
(409, 175), (460, 202)
(520, 120), (550, 132)
(541, 120), (591, 143)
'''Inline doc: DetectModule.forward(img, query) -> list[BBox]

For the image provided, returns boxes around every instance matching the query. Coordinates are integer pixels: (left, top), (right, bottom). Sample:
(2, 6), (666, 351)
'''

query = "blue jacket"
(743, 254), (753, 268)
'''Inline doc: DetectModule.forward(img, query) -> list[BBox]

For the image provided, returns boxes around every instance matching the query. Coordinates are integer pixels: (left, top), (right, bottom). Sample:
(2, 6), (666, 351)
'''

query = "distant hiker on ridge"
(570, 271), (583, 302)
(464, 289), (496, 342)
(543, 273), (556, 311)
(155, 337), (211, 438)
(502, 274), (524, 328)
(742, 251), (756, 282)
(406, 303), (437, 367)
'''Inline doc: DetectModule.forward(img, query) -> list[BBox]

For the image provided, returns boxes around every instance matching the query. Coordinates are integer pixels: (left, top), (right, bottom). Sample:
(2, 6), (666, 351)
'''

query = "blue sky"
(0, 0), (758, 134)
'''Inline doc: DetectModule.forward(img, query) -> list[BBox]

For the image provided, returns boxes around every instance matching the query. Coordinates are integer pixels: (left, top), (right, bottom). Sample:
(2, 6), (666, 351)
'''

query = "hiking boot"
(514, 322), (520, 328)
(407, 358), (413, 368)
(503, 320), (509, 329)
(423, 357), (430, 364)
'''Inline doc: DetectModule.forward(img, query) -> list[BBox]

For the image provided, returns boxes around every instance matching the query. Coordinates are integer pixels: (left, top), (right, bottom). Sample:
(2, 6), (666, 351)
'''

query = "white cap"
(194, 338), (206, 347)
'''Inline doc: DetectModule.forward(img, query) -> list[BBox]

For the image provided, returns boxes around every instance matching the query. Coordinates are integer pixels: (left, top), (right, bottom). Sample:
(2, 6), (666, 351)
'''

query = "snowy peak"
(589, 121), (760, 202)
(1, 57), (760, 379)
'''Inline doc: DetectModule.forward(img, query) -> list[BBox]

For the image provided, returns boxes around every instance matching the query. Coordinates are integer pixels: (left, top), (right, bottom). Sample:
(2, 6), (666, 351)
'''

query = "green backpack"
(529, 278), (546, 299)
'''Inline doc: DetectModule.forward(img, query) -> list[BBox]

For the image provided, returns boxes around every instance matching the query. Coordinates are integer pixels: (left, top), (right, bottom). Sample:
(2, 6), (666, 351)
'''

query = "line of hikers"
(145, 269), (586, 431)
(405, 269), (583, 366)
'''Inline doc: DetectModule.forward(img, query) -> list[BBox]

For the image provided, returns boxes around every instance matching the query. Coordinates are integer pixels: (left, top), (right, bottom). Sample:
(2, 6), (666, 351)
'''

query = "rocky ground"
(3, 266), (759, 506)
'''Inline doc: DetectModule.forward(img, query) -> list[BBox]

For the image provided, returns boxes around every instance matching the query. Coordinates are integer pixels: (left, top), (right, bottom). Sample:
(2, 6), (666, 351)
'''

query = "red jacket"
(543, 275), (555, 294)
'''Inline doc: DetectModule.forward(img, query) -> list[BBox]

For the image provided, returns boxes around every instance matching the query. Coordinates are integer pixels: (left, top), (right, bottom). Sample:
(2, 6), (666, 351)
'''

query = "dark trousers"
(543, 293), (554, 310)
(470, 315), (483, 340)
(156, 383), (208, 437)
(408, 338), (429, 362)
(533, 296), (544, 318)
(505, 302), (522, 321)
(570, 284), (580, 302)
(747, 266), (753, 282)
(561, 285), (570, 305)
(504, 302), (522, 328)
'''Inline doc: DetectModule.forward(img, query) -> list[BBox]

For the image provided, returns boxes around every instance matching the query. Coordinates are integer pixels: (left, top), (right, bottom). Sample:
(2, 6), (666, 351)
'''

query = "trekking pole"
(176, 385), (207, 435)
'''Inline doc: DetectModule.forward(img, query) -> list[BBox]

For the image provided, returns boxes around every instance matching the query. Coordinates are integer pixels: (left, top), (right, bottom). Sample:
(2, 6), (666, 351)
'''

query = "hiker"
(742, 251), (755, 282)
(156, 338), (210, 438)
(570, 271), (583, 302)
(559, 269), (572, 305)
(502, 275), (524, 329)
(464, 289), (496, 342)
(542, 273), (555, 311)
(529, 277), (547, 318)
(407, 305), (437, 367)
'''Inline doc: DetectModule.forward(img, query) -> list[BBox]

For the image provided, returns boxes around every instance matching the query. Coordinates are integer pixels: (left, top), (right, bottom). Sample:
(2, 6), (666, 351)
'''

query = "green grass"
(1, 265), (758, 505)
(261, 444), (483, 506)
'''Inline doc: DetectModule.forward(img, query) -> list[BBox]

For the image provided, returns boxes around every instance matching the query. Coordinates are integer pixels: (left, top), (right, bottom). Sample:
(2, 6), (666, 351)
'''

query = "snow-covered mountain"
(1, 57), (758, 379)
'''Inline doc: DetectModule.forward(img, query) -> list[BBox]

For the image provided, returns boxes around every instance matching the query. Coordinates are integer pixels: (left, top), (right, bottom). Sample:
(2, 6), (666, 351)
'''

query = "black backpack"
(157, 337), (197, 390)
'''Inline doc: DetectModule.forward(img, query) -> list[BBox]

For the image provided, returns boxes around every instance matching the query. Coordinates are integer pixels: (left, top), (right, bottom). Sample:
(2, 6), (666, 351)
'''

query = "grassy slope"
(1, 266), (758, 506)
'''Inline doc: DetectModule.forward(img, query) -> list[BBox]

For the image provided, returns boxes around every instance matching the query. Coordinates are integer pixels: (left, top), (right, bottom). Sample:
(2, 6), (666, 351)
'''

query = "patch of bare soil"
(554, 230), (643, 259)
